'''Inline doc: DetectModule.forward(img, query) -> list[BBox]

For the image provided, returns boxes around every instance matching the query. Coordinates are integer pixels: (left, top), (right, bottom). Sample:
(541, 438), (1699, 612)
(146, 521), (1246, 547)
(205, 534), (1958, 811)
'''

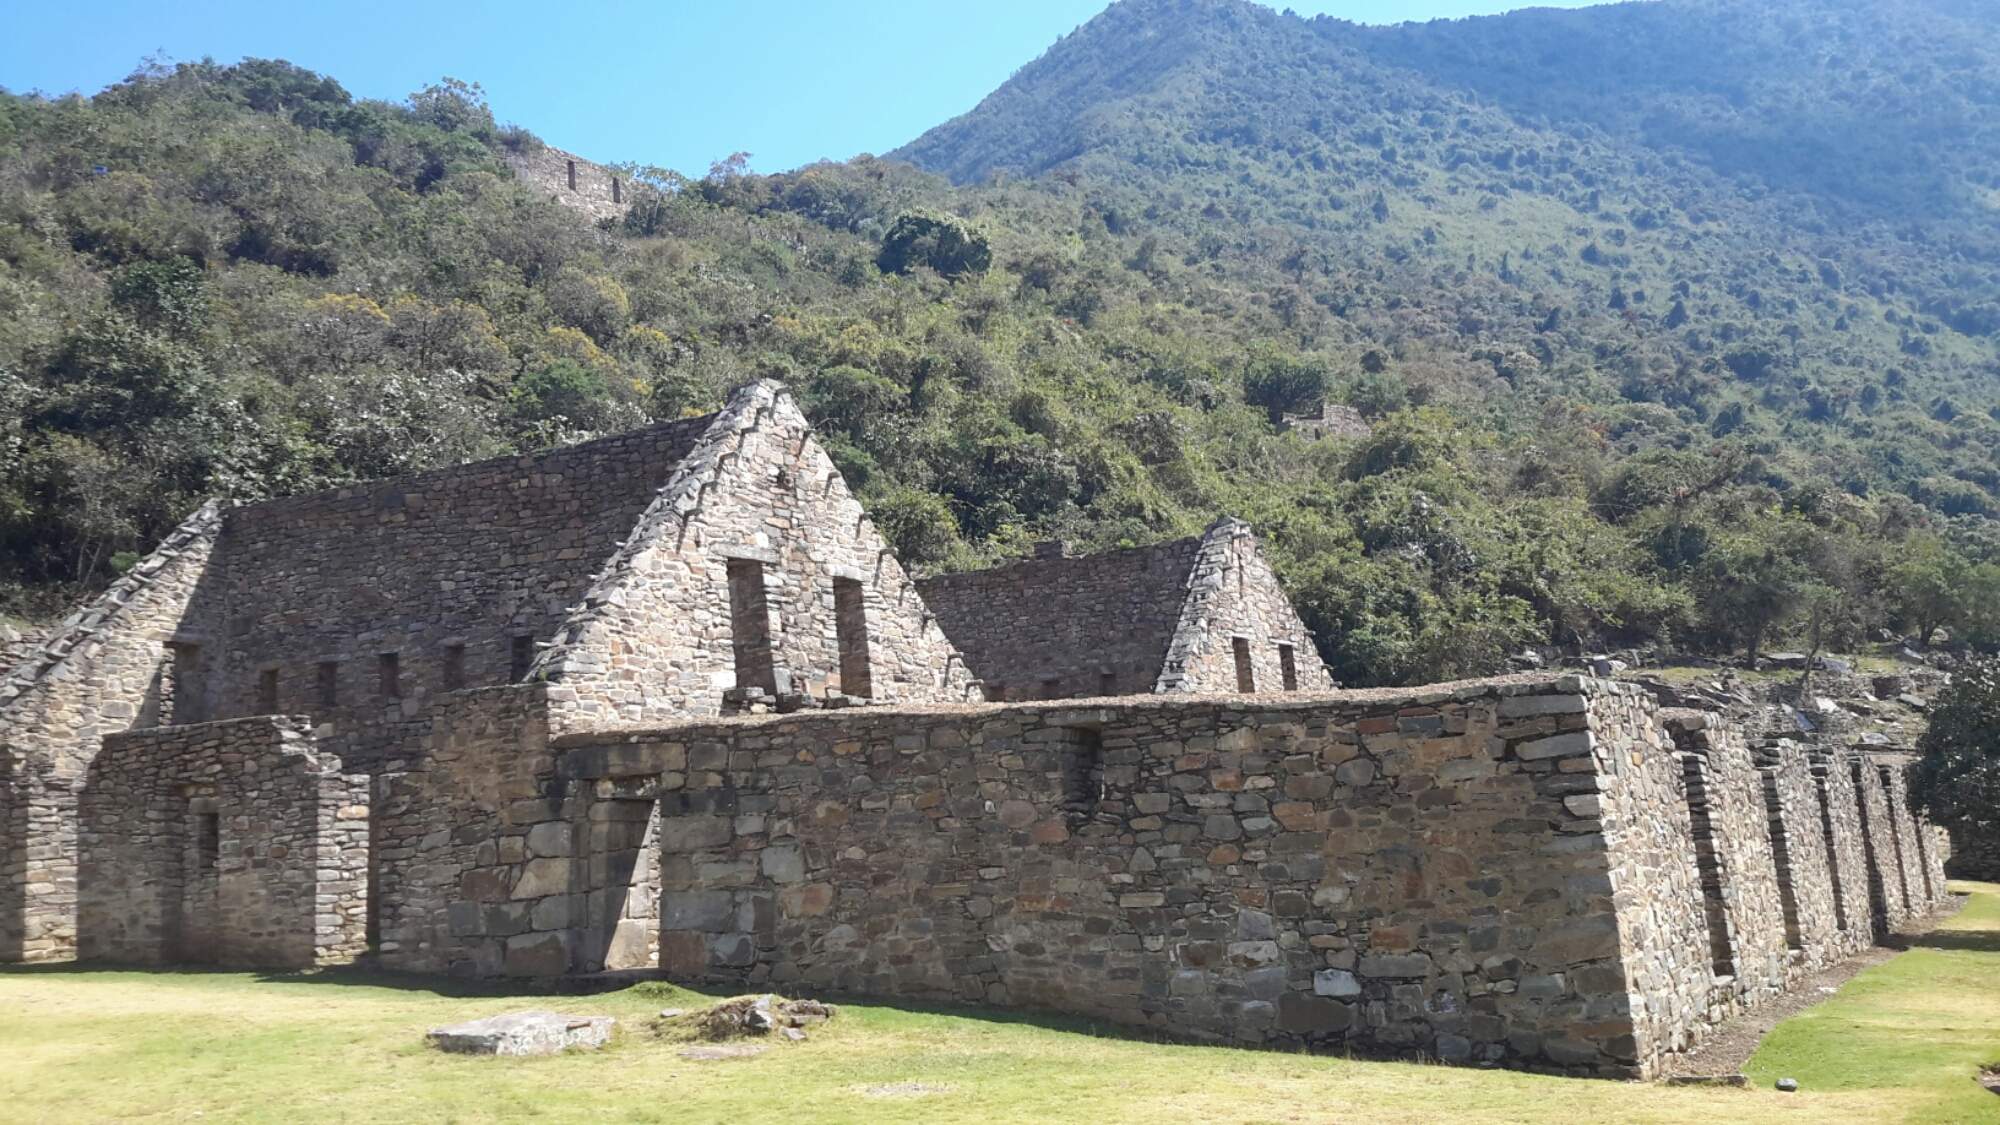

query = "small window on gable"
(566, 159), (577, 191)
(511, 635), (535, 683)
(1098, 670), (1118, 696)
(379, 652), (401, 699)
(1278, 643), (1299, 692)
(257, 668), (279, 713)
(168, 642), (205, 724)
(317, 661), (338, 708)
(726, 559), (778, 695)
(442, 643), (466, 692)
(1232, 637), (1255, 693)
(196, 811), (220, 871)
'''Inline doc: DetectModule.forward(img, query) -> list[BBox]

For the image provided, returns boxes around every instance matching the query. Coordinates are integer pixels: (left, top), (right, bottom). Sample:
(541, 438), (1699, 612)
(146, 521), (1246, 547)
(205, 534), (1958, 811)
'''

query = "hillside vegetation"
(4, 0), (2000, 685)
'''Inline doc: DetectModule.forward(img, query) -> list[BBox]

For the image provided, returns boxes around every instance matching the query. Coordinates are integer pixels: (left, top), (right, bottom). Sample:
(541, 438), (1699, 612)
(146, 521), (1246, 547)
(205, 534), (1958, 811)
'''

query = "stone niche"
(76, 715), (370, 968)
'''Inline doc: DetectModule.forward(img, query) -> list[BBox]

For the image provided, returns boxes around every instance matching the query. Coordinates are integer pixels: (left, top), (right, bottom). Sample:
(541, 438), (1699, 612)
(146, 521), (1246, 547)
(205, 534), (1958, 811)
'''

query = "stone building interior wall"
(77, 716), (368, 967)
(178, 417), (713, 769)
(916, 539), (1202, 701)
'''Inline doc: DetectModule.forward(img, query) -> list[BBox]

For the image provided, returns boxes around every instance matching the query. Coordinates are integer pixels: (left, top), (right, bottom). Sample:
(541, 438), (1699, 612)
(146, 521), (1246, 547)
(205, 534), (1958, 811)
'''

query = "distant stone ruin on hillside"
(503, 143), (630, 222)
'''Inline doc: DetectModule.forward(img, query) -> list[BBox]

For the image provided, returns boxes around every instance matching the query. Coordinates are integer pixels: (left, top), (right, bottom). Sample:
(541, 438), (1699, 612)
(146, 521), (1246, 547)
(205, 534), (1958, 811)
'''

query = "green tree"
(1909, 656), (2000, 844)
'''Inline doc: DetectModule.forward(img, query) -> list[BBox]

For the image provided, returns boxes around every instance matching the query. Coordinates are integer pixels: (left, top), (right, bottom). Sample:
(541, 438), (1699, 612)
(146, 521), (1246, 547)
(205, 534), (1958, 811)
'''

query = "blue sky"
(3, 1), (1602, 176)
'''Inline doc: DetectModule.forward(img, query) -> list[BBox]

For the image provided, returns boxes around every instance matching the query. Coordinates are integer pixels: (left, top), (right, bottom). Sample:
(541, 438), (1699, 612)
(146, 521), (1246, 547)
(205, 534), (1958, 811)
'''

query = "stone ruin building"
(502, 143), (630, 223)
(0, 379), (1957, 1079)
(918, 523), (1330, 701)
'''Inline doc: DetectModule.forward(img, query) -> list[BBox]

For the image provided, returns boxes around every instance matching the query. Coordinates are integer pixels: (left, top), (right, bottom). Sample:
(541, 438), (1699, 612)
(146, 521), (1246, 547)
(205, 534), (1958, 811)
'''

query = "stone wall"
(77, 716), (368, 967)
(1808, 746), (1875, 948)
(1754, 740), (1846, 969)
(542, 677), (1713, 1077)
(1851, 758), (1919, 933)
(916, 519), (1328, 701)
(372, 685), (562, 976)
(187, 416), (714, 768)
(917, 538), (1204, 700)
(1663, 714), (1791, 1009)
(536, 381), (978, 726)
(0, 502), (223, 961)
(502, 144), (630, 223)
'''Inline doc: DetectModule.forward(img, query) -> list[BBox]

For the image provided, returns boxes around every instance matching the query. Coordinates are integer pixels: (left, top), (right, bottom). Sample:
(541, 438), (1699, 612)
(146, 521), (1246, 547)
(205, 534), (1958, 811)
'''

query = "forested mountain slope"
(3, 1), (1998, 686)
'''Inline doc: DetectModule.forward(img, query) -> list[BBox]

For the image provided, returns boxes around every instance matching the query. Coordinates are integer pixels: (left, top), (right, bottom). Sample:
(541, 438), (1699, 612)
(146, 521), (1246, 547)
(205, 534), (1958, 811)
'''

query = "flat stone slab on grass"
(427, 1011), (615, 1056)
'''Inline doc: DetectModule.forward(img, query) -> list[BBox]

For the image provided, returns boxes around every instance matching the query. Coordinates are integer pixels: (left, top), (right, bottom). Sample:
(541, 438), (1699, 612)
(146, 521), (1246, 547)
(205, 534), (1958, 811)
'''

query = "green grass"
(1745, 881), (2000, 1123)
(2, 889), (1997, 1123)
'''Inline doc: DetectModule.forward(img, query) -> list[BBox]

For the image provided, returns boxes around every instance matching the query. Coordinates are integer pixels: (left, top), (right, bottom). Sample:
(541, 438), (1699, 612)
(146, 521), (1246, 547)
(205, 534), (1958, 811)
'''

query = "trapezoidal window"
(257, 668), (279, 714)
(166, 642), (205, 724)
(1278, 643), (1299, 692)
(1060, 727), (1105, 825)
(832, 577), (872, 698)
(196, 811), (220, 871)
(442, 643), (466, 692)
(1232, 637), (1255, 693)
(727, 558), (778, 695)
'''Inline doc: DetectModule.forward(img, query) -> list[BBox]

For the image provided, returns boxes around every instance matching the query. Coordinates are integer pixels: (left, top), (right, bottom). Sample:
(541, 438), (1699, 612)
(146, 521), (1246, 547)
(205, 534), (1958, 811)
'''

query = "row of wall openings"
(265, 636), (537, 713)
(562, 160), (622, 203)
(726, 559), (876, 699)
(1232, 638), (1306, 694)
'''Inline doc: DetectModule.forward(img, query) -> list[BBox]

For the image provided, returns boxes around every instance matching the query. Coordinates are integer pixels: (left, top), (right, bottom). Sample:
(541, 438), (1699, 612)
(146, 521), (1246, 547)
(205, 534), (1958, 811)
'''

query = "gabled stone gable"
(1155, 519), (1330, 695)
(536, 380), (979, 728)
(1, 501), (223, 961)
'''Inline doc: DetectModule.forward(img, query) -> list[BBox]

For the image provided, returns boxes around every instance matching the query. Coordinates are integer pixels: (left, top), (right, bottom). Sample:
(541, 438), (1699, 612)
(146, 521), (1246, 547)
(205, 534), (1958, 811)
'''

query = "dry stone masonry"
(0, 379), (1959, 1081)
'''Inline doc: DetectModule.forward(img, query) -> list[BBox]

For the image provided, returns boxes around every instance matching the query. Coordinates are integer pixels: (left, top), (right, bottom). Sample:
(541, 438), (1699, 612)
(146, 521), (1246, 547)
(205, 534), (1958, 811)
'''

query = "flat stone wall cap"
(426, 1011), (614, 1056)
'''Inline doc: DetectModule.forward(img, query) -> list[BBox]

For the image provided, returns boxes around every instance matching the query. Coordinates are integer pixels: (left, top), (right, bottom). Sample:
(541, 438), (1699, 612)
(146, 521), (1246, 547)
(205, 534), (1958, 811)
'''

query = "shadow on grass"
(1897, 929), (2000, 954)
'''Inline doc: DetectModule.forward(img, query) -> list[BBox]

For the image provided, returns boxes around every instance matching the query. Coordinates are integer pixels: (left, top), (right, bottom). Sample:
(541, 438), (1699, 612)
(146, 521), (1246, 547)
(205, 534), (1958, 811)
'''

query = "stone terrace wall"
(556, 677), (1703, 1077)
(77, 716), (369, 967)
(1663, 714), (1790, 1009)
(917, 539), (1203, 700)
(186, 416), (715, 769)
(0, 502), (223, 962)
(537, 382), (977, 726)
(1155, 520), (1332, 695)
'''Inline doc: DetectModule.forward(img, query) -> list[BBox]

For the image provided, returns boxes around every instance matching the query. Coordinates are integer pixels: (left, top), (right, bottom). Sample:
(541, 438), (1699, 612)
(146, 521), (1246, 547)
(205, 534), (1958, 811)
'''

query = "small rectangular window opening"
(442, 643), (466, 692)
(1232, 637), (1256, 693)
(511, 635), (535, 683)
(726, 559), (778, 694)
(317, 661), (338, 708)
(832, 577), (872, 698)
(196, 812), (220, 871)
(1039, 677), (1062, 700)
(566, 159), (577, 191)
(1278, 643), (1299, 692)
(1061, 728), (1105, 824)
(168, 642), (204, 724)
(611, 176), (622, 204)
(379, 652), (401, 699)
(257, 668), (279, 713)
(1098, 669), (1118, 696)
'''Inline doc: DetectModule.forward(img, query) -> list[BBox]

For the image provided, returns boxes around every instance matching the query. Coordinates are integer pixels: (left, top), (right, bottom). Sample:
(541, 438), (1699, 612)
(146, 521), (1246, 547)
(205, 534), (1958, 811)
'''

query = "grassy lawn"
(0, 888), (1995, 1124)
